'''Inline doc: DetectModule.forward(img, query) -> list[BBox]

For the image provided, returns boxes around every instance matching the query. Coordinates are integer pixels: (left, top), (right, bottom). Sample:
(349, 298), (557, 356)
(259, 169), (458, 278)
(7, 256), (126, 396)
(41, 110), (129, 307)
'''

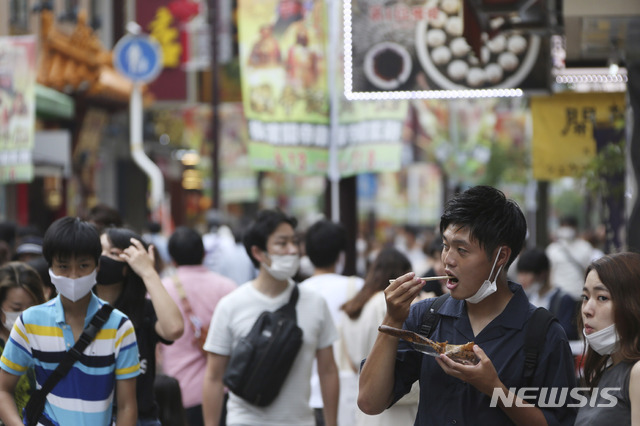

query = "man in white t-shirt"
(202, 210), (339, 426)
(545, 215), (594, 300)
(300, 219), (364, 425)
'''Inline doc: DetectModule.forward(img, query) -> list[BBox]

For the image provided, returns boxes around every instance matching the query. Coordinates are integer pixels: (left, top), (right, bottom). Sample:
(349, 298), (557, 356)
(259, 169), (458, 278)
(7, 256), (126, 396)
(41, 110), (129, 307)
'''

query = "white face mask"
(395, 235), (407, 250)
(466, 247), (503, 304)
(525, 281), (543, 299)
(263, 254), (300, 281)
(583, 323), (619, 355)
(556, 226), (576, 241)
(49, 269), (97, 302)
(2, 310), (21, 331)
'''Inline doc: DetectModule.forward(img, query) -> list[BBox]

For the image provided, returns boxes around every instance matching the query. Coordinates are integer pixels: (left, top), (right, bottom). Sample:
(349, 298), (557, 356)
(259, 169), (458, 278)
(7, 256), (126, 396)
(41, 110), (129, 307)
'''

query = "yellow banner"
(238, 0), (329, 123)
(531, 92), (625, 180)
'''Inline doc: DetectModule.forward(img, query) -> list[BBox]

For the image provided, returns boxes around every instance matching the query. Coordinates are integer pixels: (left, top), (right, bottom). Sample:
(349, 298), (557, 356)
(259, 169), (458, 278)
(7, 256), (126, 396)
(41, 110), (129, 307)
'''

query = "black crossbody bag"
(223, 286), (303, 406)
(24, 304), (114, 426)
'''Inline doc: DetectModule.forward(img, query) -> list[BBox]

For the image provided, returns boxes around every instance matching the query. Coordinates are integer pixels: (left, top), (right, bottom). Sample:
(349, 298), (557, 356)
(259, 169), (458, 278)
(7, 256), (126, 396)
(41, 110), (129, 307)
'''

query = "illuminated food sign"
(345, 0), (551, 100)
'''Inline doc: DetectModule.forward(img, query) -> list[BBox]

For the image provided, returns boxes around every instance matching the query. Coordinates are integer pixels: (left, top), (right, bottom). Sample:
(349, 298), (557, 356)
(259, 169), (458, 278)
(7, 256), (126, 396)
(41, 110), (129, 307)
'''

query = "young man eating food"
(358, 186), (577, 425)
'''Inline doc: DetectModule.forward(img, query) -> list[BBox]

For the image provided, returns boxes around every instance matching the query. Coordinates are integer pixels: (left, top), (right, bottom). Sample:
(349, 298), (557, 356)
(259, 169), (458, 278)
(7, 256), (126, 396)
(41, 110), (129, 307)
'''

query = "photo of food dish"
(347, 0), (550, 95)
(363, 41), (413, 90)
(415, 0), (540, 90)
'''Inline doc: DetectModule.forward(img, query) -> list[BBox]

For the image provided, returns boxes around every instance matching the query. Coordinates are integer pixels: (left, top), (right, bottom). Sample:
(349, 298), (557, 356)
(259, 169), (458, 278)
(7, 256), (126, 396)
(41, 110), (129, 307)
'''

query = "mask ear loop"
(488, 247), (503, 282)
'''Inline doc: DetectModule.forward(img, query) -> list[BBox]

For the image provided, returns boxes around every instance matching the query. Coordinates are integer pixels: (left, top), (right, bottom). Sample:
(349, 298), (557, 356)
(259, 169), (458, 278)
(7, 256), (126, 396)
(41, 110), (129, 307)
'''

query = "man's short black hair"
(559, 215), (579, 228)
(42, 217), (101, 267)
(517, 248), (550, 274)
(168, 226), (205, 266)
(243, 210), (297, 268)
(147, 221), (162, 234)
(439, 186), (526, 268)
(305, 219), (347, 269)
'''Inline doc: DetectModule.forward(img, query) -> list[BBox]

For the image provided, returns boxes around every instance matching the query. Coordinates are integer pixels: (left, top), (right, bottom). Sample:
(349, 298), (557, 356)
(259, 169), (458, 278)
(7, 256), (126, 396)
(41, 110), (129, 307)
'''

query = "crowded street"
(1, 1), (639, 425)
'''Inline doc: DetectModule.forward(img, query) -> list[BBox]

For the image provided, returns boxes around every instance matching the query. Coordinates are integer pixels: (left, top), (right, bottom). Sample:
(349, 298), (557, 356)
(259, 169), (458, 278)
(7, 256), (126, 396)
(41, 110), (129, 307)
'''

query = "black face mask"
(96, 255), (127, 285)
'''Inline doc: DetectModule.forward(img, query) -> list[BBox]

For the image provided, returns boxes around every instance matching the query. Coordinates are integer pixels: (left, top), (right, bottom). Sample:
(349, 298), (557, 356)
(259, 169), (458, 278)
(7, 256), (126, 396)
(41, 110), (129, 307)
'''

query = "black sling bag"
(24, 303), (114, 426)
(223, 285), (303, 406)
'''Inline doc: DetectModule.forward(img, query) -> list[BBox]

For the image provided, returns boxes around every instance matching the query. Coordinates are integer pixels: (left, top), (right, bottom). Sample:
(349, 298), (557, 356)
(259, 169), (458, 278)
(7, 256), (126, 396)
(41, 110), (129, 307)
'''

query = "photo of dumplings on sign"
(349, 0), (552, 93)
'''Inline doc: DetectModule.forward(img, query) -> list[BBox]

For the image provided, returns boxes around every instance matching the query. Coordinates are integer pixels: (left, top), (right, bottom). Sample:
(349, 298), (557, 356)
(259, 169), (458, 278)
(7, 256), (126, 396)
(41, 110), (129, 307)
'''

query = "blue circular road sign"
(113, 35), (163, 83)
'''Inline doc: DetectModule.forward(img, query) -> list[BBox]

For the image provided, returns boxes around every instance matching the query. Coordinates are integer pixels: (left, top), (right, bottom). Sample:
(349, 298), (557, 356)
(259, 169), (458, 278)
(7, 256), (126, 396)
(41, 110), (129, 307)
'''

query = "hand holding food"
(378, 325), (480, 365)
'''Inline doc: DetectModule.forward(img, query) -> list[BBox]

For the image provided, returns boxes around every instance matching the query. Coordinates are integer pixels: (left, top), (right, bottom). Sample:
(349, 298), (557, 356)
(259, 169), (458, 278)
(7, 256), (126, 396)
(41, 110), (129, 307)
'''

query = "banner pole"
(328, 0), (341, 222)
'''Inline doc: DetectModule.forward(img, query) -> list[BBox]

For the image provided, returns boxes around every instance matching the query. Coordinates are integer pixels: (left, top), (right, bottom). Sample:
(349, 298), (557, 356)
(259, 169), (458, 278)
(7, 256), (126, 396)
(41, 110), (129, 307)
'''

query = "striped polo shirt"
(0, 293), (140, 426)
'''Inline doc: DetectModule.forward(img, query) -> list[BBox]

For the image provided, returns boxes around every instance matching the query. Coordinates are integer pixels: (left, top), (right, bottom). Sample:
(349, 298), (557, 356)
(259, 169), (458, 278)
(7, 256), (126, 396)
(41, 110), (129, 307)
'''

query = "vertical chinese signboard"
(136, 0), (188, 100)
(0, 36), (36, 183)
(531, 92), (625, 180)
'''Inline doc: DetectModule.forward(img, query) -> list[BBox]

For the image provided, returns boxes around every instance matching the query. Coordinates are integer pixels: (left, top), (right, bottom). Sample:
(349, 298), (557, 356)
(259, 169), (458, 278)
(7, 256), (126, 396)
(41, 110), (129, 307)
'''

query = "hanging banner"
(239, 0), (330, 174)
(0, 36), (36, 183)
(337, 100), (408, 177)
(239, 0), (408, 176)
(218, 103), (259, 203)
(531, 92), (625, 180)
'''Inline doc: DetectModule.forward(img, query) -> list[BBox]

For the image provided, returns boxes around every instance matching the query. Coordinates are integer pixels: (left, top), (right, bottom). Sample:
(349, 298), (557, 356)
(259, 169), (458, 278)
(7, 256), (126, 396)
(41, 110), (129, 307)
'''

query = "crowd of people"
(0, 187), (636, 425)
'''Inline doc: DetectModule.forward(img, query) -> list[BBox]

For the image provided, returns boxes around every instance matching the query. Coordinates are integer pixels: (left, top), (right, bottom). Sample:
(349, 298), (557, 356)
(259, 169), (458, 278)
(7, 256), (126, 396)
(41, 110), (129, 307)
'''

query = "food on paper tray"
(378, 325), (479, 365)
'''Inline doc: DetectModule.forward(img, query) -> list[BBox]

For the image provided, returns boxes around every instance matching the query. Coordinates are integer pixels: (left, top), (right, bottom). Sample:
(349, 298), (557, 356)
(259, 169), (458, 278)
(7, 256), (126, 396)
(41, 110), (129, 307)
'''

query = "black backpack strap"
(24, 303), (114, 426)
(523, 307), (557, 387)
(419, 293), (450, 337)
(276, 285), (299, 321)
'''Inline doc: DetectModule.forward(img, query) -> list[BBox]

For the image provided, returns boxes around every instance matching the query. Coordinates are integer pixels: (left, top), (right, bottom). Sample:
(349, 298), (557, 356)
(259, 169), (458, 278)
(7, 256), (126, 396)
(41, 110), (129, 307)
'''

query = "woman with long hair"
(575, 252), (640, 425)
(340, 246), (418, 425)
(0, 261), (46, 419)
(94, 227), (183, 425)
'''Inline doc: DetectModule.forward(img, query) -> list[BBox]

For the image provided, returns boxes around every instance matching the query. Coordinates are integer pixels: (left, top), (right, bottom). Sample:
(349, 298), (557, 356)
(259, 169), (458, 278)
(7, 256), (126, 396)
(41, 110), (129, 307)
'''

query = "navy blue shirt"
(391, 282), (577, 426)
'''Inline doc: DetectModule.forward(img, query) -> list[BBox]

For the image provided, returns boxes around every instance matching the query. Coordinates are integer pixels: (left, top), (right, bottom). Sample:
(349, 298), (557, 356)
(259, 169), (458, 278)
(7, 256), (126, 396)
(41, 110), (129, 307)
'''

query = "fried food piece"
(444, 341), (478, 365)
(378, 325), (479, 365)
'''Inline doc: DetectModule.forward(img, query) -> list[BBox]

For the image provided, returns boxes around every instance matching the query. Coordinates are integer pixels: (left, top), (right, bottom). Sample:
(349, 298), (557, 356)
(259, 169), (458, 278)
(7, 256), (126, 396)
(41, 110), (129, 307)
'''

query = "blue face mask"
(466, 247), (503, 304)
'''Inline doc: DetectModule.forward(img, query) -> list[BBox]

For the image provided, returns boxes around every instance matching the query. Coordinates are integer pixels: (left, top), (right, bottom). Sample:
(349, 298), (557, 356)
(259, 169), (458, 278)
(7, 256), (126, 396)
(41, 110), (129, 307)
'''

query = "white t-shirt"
(546, 238), (594, 300)
(300, 274), (364, 409)
(205, 281), (337, 426)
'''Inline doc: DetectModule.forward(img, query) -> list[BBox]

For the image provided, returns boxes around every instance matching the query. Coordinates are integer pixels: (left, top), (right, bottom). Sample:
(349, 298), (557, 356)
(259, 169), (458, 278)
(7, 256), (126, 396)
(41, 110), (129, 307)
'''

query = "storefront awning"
(35, 84), (74, 119)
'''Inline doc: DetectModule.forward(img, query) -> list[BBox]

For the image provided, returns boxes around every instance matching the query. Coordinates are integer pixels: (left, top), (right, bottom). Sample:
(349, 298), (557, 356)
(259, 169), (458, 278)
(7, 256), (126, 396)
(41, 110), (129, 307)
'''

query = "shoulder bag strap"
(25, 303), (114, 426)
(419, 293), (450, 337)
(523, 307), (557, 387)
(172, 274), (204, 339)
(276, 284), (299, 321)
(558, 242), (587, 277)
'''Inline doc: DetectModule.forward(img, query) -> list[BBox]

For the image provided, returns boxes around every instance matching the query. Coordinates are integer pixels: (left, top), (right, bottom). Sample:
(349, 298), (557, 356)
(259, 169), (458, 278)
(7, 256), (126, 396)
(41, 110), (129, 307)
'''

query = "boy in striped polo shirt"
(0, 217), (140, 426)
